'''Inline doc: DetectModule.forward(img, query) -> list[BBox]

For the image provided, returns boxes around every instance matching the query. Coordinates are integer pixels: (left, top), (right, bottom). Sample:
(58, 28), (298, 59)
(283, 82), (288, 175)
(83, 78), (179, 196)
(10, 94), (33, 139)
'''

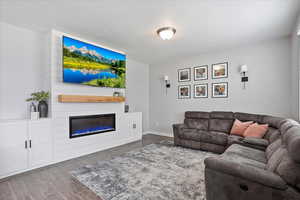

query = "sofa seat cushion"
(243, 137), (269, 147)
(179, 128), (201, 141)
(199, 131), (228, 146)
(225, 144), (267, 165)
(227, 135), (244, 146)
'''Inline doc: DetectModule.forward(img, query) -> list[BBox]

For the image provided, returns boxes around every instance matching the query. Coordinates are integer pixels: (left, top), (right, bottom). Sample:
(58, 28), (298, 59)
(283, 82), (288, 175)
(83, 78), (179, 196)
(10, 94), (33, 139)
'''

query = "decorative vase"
(38, 100), (48, 118)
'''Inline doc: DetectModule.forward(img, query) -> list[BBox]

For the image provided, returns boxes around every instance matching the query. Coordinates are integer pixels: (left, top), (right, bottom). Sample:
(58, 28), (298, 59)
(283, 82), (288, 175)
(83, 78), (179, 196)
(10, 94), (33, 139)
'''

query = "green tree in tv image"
(63, 46), (126, 88)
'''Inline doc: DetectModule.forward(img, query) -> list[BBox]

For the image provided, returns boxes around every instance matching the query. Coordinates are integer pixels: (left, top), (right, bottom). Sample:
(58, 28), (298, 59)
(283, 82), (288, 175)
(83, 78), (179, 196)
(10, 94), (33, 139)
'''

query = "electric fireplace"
(69, 114), (116, 138)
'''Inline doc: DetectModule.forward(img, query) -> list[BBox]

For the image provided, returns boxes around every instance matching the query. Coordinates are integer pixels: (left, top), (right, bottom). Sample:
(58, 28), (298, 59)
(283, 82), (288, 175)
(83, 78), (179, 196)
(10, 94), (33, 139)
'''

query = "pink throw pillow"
(243, 123), (269, 138)
(230, 119), (253, 136)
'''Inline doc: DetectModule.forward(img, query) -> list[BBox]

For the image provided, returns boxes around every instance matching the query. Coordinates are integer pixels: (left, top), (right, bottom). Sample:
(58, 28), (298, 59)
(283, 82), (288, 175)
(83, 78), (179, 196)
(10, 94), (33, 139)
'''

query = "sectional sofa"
(172, 111), (300, 200)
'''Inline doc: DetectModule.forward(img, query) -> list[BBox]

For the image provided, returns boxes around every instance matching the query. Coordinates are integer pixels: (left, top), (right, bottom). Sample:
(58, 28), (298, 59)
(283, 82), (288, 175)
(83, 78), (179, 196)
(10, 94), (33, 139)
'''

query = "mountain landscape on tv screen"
(63, 36), (126, 88)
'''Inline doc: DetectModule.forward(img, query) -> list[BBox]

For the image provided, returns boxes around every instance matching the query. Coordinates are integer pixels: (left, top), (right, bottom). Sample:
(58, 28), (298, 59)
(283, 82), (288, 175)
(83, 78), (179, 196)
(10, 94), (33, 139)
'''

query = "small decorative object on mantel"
(26, 91), (50, 118)
(178, 85), (191, 99)
(125, 104), (129, 113)
(113, 91), (122, 97)
(178, 68), (191, 82)
(212, 82), (228, 98)
(212, 62), (228, 79)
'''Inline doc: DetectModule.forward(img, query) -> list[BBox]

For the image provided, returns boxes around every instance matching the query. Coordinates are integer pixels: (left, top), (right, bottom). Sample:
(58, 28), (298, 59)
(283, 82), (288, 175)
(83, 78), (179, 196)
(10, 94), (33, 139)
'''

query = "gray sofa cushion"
(204, 157), (287, 190)
(243, 137), (269, 147)
(179, 128), (201, 141)
(209, 119), (233, 133)
(184, 118), (209, 130)
(282, 126), (300, 163)
(264, 127), (281, 143)
(225, 144), (267, 164)
(266, 147), (286, 172)
(199, 131), (228, 146)
(275, 150), (300, 190)
(262, 115), (285, 129)
(266, 139), (282, 160)
(185, 111), (210, 119)
(210, 111), (234, 119)
(227, 135), (244, 146)
(280, 119), (299, 134)
(234, 112), (264, 123)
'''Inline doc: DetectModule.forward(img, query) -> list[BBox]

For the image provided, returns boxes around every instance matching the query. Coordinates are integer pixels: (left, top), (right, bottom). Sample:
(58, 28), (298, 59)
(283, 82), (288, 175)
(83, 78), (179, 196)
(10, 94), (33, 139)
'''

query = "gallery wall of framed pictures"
(177, 62), (228, 99)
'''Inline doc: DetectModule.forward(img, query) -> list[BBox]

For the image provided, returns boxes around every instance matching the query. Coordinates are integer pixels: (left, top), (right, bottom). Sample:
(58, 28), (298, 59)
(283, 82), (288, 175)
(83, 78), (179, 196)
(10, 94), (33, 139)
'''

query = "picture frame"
(194, 65), (208, 81)
(178, 68), (191, 82)
(212, 62), (228, 79)
(178, 85), (191, 99)
(194, 84), (208, 98)
(212, 82), (228, 98)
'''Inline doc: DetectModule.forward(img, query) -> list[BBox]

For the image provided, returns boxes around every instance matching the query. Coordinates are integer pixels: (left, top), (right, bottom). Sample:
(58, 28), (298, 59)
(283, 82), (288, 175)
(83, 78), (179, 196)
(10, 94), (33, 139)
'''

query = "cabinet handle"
(29, 140), (32, 148)
(25, 141), (27, 149)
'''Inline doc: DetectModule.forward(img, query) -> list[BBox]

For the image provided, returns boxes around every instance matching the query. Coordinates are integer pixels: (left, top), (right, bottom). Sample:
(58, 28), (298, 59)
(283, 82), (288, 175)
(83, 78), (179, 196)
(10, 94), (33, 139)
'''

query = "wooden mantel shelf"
(58, 95), (125, 103)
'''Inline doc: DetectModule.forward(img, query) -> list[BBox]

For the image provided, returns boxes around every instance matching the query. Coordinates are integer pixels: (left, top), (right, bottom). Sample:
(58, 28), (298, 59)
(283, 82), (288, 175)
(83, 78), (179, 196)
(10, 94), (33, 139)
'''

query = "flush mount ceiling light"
(157, 27), (176, 40)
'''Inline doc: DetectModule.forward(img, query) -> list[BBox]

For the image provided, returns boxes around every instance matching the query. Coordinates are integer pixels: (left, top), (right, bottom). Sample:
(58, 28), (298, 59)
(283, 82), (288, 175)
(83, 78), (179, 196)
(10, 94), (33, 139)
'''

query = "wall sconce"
(164, 75), (171, 94)
(240, 65), (248, 89)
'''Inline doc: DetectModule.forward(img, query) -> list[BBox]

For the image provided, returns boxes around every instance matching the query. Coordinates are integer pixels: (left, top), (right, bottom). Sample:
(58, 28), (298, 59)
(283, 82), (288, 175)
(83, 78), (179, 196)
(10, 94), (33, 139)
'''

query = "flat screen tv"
(62, 36), (126, 88)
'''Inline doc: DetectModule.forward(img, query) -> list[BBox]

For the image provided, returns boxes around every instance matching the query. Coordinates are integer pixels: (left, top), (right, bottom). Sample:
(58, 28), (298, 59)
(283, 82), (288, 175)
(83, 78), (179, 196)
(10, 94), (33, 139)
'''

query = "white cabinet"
(0, 119), (53, 178)
(122, 112), (142, 140)
(28, 119), (52, 168)
(0, 121), (28, 177)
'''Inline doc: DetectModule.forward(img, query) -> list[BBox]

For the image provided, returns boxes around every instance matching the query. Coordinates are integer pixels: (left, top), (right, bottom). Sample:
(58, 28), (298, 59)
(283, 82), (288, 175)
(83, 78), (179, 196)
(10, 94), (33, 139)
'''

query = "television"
(62, 36), (126, 88)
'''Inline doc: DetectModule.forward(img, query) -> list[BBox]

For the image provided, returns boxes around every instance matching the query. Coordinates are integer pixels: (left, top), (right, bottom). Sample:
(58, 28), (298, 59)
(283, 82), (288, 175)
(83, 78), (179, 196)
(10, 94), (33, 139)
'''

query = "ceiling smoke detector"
(157, 27), (176, 40)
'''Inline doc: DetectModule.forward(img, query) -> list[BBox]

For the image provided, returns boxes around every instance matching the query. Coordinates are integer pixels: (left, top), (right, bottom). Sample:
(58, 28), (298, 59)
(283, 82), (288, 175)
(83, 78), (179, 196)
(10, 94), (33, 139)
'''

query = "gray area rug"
(71, 141), (217, 200)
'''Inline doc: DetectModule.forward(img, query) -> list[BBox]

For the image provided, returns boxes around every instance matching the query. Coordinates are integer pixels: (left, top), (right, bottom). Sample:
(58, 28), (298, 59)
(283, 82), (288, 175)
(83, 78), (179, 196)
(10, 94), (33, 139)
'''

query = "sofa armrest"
(243, 137), (269, 147)
(204, 157), (287, 190)
(172, 123), (186, 138)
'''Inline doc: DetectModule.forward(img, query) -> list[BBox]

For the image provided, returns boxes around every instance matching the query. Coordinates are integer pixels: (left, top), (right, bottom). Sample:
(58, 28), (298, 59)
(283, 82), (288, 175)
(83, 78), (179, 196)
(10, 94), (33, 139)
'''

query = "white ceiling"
(0, 0), (299, 64)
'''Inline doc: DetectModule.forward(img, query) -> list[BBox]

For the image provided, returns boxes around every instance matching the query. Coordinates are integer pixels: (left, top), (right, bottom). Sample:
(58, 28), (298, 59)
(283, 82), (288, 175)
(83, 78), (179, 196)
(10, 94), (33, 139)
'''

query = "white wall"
(149, 37), (292, 135)
(0, 22), (49, 119)
(126, 59), (149, 131)
(291, 15), (300, 120)
(0, 23), (150, 132)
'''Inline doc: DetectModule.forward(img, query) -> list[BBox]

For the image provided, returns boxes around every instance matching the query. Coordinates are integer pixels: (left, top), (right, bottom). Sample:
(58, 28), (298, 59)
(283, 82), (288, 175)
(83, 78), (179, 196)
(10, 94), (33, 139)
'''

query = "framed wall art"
(212, 62), (228, 79)
(194, 84), (208, 98)
(212, 82), (228, 98)
(178, 85), (191, 99)
(194, 65), (208, 81)
(178, 68), (191, 82)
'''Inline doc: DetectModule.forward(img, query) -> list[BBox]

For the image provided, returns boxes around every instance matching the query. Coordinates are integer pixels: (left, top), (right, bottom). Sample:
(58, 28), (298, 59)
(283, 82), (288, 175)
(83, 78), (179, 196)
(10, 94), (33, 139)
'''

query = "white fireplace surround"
(50, 30), (142, 163)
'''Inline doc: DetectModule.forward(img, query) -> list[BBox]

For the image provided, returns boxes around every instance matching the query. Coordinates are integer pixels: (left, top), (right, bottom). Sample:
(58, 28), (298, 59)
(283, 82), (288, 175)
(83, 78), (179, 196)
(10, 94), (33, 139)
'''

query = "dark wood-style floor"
(0, 134), (172, 200)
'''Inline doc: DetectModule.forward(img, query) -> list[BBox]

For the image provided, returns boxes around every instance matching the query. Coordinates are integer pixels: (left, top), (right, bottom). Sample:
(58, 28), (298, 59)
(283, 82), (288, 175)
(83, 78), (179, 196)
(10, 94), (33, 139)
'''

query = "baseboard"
(144, 131), (173, 138)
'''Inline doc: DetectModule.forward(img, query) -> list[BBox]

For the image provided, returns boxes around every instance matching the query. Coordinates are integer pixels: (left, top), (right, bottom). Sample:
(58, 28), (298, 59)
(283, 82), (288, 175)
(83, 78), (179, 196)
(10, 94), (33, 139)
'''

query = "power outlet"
(133, 123), (137, 129)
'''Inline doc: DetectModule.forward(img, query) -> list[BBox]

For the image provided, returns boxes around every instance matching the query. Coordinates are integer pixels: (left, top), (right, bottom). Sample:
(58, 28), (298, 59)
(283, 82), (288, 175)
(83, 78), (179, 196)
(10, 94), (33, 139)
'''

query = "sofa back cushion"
(282, 125), (300, 163)
(265, 139), (282, 160)
(275, 150), (300, 190)
(266, 121), (300, 190)
(234, 112), (264, 123)
(262, 115), (285, 129)
(184, 111), (209, 130)
(264, 127), (281, 143)
(209, 111), (234, 133)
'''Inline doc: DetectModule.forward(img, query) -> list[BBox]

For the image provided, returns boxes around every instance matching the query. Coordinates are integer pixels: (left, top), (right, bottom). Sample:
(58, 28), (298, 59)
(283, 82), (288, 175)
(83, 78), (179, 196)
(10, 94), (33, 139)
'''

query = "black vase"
(38, 100), (48, 118)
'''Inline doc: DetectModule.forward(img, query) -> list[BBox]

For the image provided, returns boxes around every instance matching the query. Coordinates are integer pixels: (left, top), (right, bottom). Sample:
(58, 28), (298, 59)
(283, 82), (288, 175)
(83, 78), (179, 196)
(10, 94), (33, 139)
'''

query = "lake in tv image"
(63, 36), (126, 88)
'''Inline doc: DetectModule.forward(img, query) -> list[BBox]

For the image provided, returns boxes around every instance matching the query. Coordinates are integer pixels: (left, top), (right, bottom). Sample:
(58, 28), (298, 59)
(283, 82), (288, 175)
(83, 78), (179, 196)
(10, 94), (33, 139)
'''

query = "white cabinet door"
(0, 121), (28, 177)
(28, 119), (53, 168)
(125, 112), (142, 140)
